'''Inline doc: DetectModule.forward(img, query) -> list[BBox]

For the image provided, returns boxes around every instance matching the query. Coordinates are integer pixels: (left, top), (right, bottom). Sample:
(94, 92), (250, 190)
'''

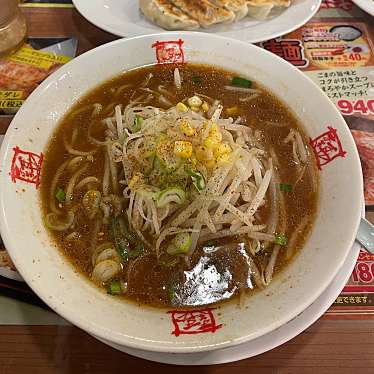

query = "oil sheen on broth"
(40, 63), (318, 308)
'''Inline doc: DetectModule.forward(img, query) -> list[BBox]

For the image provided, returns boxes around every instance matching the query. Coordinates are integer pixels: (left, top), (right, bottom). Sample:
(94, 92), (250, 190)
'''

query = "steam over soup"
(40, 64), (318, 308)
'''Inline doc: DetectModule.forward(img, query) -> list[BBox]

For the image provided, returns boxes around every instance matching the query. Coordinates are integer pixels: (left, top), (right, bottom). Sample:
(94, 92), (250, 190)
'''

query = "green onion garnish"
(186, 169), (206, 192)
(108, 280), (121, 295)
(274, 233), (288, 246)
(110, 217), (129, 262)
(191, 76), (202, 84)
(231, 77), (252, 88)
(55, 187), (65, 203)
(156, 187), (186, 208)
(280, 183), (293, 193)
(134, 115), (143, 132)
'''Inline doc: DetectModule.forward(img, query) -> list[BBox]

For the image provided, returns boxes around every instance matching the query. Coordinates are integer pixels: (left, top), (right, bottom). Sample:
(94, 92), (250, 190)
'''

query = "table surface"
(0, 6), (374, 374)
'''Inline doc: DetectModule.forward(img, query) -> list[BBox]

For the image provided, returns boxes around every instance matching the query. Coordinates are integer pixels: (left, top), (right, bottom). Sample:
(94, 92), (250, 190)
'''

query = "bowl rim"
(0, 32), (363, 353)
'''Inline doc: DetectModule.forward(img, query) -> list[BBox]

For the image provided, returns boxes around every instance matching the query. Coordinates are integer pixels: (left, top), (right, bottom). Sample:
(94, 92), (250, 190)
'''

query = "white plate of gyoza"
(73, 0), (321, 43)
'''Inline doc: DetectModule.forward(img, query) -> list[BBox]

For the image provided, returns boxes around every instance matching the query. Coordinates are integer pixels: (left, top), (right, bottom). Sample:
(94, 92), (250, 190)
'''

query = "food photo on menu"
(0, 0), (373, 371)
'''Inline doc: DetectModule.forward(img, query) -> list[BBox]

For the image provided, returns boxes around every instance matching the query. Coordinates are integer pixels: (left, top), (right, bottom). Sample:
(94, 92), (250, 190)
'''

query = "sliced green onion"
(280, 183), (293, 192)
(167, 233), (192, 255)
(231, 77), (252, 88)
(110, 217), (130, 262)
(45, 211), (74, 231)
(55, 187), (65, 203)
(118, 247), (129, 262)
(134, 115), (143, 132)
(107, 280), (121, 295)
(156, 187), (186, 208)
(110, 217), (144, 261)
(191, 76), (202, 84)
(174, 232), (191, 252)
(186, 169), (206, 192)
(274, 233), (288, 246)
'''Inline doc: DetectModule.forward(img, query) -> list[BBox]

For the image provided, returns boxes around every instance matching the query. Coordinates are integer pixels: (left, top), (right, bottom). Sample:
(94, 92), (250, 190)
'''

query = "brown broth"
(40, 63), (318, 308)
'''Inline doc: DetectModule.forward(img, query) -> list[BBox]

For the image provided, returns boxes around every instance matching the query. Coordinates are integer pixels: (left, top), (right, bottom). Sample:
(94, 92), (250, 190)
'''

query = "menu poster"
(259, 18), (374, 317)
(0, 37), (77, 307)
(318, 0), (369, 18)
(0, 38), (78, 116)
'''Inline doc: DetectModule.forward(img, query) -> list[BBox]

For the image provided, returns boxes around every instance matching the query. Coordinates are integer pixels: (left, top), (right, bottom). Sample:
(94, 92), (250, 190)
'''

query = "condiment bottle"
(0, 0), (27, 57)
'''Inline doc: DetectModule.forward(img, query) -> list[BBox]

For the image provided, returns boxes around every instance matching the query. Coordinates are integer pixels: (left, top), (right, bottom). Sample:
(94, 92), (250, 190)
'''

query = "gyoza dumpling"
(139, 0), (200, 30)
(168, 0), (236, 28)
(246, 0), (291, 20)
(209, 0), (248, 20)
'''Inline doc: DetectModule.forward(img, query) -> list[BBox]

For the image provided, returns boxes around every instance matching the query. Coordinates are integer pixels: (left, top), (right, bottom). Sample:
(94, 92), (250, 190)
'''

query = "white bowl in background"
(0, 33), (362, 353)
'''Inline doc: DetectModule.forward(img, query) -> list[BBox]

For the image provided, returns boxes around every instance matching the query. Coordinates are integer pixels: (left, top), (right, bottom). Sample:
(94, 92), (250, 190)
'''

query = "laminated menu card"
(258, 3), (374, 317)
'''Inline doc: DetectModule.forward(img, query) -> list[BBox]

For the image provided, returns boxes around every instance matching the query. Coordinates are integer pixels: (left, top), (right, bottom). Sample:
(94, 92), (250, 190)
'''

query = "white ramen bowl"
(0, 33), (362, 353)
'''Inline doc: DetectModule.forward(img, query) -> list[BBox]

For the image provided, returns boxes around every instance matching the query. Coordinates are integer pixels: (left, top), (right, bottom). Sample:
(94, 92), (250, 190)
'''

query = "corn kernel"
(204, 136), (220, 149)
(214, 143), (232, 158)
(174, 141), (193, 158)
(196, 145), (214, 161)
(179, 120), (197, 137)
(209, 129), (223, 143)
(216, 153), (231, 165)
(204, 159), (216, 169)
(188, 95), (203, 108)
(176, 102), (188, 113)
(202, 102), (209, 112)
(226, 106), (238, 116)
(210, 123), (219, 133)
